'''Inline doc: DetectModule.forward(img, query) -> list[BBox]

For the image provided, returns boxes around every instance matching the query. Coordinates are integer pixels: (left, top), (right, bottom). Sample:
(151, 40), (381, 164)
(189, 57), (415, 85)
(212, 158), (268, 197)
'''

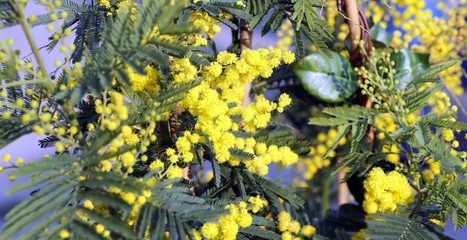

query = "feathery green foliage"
(246, 0), (332, 55)
(366, 213), (443, 240)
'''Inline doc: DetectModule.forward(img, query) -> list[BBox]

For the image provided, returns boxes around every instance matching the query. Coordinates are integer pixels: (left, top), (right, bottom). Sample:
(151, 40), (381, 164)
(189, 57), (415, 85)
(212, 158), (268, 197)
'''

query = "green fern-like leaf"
(0, 118), (37, 149)
(405, 83), (442, 113)
(59, 0), (189, 104)
(323, 124), (350, 159)
(428, 179), (467, 229)
(134, 179), (225, 239)
(0, 0), (17, 29)
(291, 0), (327, 32)
(446, 189), (467, 215)
(211, 0), (252, 20)
(350, 119), (368, 153)
(246, 0), (273, 15)
(330, 152), (368, 178)
(323, 105), (377, 120)
(294, 30), (305, 59)
(254, 126), (310, 155)
(425, 119), (467, 131)
(308, 117), (349, 126)
(229, 148), (255, 160)
(366, 213), (441, 240)
(260, 8), (287, 36)
(192, 1), (242, 29)
(254, 174), (305, 209)
(33, 0), (92, 13)
(424, 137), (462, 172)
(241, 226), (281, 240)
(1, 173), (74, 239)
(38, 135), (60, 148)
(299, 20), (332, 56)
(413, 123), (432, 146)
(409, 60), (458, 87)
(2, 150), (159, 239)
(249, 8), (268, 30)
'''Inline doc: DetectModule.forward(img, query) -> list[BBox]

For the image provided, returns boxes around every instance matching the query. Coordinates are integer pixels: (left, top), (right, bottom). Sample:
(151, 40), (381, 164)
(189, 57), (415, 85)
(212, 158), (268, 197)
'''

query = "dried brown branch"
(240, 19), (253, 107)
(337, 0), (375, 205)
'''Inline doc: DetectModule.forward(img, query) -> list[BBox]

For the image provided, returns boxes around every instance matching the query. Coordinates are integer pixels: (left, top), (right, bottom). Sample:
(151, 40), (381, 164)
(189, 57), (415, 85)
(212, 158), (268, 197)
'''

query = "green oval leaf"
(293, 51), (358, 103)
(391, 49), (430, 91)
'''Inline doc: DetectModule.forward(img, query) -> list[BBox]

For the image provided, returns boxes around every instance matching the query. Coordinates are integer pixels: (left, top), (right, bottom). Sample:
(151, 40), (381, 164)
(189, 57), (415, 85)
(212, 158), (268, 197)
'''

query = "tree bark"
(337, 0), (374, 206)
(240, 19), (253, 107)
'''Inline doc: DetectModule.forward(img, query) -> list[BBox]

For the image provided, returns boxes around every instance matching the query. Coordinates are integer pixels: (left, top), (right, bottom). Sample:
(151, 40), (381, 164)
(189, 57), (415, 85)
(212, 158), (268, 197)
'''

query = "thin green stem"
(159, 162), (174, 179)
(13, 2), (53, 92)
(1, 79), (48, 88)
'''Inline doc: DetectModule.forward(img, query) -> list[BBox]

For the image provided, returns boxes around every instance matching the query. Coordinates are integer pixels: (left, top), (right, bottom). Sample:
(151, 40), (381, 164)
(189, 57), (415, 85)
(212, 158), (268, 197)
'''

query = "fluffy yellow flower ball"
(363, 167), (413, 214)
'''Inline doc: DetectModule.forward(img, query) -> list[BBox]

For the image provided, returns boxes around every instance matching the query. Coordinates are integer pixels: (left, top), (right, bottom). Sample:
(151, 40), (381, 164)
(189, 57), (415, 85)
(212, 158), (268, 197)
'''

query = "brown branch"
(240, 19), (253, 107)
(344, 0), (361, 45)
(337, 167), (349, 205)
(337, 0), (375, 206)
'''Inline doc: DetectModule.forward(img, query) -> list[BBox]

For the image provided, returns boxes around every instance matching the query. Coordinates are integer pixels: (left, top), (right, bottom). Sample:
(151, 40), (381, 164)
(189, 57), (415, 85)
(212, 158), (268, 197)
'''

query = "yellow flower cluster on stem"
(277, 211), (316, 239)
(127, 65), (161, 92)
(362, 167), (413, 214)
(173, 48), (297, 175)
(147, 9), (224, 47)
(422, 157), (441, 182)
(184, 11), (222, 46)
(95, 91), (128, 131)
(360, 0), (466, 95)
(201, 202), (253, 240)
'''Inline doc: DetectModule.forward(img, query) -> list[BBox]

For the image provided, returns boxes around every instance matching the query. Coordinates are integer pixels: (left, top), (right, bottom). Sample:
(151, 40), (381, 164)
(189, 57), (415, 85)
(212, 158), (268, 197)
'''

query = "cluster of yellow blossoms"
(171, 58), (198, 84)
(421, 157), (441, 183)
(397, 2), (466, 95)
(98, 0), (224, 46)
(95, 92), (128, 131)
(201, 204), (317, 240)
(92, 0), (299, 178)
(351, 229), (368, 240)
(183, 10), (222, 46)
(374, 114), (397, 140)
(325, 0), (466, 100)
(92, 92), (163, 176)
(362, 167), (413, 214)
(127, 65), (161, 92)
(381, 144), (400, 165)
(374, 114), (401, 164)
(428, 91), (456, 115)
(1, 154), (25, 181)
(277, 211), (316, 240)
(147, 5), (226, 47)
(201, 201), (253, 240)
(172, 48), (297, 176)
(362, 0), (466, 95)
(148, 10), (225, 47)
(74, 186), (152, 238)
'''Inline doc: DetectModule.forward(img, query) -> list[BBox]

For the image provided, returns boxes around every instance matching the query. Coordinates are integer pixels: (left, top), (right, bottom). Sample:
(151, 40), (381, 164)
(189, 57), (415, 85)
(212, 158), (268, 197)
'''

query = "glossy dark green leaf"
(391, 49), (430, 91)
(293, 51), (358, 103)
(370, 23), (391, 47)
